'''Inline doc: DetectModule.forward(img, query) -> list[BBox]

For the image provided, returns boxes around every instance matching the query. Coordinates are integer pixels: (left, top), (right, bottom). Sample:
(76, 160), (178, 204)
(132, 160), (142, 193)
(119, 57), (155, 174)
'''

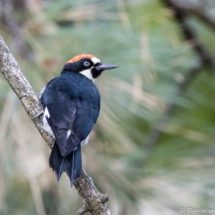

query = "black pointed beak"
(95, 63), (119, 72)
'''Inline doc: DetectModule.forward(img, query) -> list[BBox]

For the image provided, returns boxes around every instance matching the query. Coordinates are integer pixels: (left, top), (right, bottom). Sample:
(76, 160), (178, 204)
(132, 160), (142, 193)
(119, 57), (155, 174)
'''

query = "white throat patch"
(80, 57), (100, 81)
(80, 68), (94, 80)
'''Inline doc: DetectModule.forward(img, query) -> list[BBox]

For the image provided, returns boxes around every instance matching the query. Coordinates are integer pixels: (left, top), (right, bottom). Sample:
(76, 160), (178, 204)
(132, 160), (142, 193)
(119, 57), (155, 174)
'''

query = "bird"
(39, 54), (118, 186)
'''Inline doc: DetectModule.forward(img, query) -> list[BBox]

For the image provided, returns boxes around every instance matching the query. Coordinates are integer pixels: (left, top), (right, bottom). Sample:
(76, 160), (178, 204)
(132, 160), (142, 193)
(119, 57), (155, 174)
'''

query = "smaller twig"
(74, 170), (110, 215)
(145, 0), (215, 152)
(75, 202), (89, 215)
(163, 0), (215, 71)
(145, 62), (202, 152)
(170, 0), (215, 32)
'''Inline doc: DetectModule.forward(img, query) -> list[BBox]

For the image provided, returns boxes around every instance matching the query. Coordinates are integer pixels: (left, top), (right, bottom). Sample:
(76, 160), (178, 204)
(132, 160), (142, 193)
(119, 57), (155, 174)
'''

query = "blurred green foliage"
(1, 0), (215, 214)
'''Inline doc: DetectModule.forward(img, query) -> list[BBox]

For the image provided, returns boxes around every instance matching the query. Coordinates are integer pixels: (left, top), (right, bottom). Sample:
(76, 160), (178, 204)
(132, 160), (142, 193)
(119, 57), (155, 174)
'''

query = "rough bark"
(74, 170), (110, 215)
(0, 35), (111, 215)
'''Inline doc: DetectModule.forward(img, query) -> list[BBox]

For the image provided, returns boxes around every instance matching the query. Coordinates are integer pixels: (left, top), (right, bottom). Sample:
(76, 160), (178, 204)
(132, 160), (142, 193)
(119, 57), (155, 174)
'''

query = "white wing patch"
(81, 135), (89, 147)
(44, 107), (50, 118)
(42, 108), (89, 146)
(42, 113), (54, 137)
(67, 130), (71, 138)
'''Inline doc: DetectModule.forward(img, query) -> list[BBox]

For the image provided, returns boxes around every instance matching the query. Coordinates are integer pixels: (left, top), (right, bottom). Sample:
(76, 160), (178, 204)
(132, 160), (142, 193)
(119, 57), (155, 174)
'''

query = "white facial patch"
(91, 57), (100, 65)
(80, 57), (101, 81)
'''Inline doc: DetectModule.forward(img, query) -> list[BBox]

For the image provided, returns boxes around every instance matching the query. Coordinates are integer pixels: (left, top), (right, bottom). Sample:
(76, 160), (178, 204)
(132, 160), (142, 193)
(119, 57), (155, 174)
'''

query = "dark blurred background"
(1, 0), (215, 214)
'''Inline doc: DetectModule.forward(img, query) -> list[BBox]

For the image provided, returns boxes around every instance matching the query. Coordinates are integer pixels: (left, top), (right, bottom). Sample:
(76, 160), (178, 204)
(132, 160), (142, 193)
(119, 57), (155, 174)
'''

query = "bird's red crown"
(67, 54), (95, 63)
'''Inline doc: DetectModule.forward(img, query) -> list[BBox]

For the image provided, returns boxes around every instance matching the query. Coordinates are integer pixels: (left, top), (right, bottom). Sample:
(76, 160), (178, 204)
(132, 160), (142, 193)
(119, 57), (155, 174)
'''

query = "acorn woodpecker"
(40, 54), (118, 186)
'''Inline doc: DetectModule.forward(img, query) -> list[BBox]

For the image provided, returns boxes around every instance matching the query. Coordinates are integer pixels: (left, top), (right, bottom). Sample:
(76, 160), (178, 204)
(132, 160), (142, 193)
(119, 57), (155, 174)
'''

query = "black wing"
(42, 84), (100, 156)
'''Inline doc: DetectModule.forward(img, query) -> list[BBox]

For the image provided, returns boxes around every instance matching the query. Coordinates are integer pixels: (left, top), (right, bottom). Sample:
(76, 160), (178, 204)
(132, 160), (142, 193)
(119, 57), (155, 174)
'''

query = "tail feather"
(57, 156), (65, 182)
(49, 143), (63, 180)
(49, 142), (82, 186)
(64, 145), (82, 186)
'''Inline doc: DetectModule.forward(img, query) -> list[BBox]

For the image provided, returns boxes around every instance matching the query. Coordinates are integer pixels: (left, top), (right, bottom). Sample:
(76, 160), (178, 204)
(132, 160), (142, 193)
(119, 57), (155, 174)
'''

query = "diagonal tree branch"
(0, 35), (111, 215)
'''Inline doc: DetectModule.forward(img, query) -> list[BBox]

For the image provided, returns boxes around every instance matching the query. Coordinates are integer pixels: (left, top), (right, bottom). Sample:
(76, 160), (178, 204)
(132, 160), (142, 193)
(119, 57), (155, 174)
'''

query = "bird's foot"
(34, 110), (44, 119)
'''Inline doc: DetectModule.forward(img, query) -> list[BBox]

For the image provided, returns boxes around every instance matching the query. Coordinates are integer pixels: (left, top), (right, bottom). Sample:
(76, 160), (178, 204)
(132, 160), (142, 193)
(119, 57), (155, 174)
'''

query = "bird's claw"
(34, 110), (44, 119)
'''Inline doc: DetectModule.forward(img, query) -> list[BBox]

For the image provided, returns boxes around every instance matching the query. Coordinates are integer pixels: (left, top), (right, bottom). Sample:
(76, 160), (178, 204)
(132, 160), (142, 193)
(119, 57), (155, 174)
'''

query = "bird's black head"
(62, 54), (118, 80)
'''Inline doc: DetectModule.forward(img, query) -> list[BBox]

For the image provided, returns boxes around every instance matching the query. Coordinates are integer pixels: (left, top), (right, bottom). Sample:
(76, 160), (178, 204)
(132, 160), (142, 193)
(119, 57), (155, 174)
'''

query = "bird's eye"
(83, 61), (90, 67)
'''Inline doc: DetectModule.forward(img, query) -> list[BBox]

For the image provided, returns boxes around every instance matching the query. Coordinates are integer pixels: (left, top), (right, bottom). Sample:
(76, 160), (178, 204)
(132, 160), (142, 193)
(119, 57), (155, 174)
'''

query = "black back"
(41, 72), (100, 156)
